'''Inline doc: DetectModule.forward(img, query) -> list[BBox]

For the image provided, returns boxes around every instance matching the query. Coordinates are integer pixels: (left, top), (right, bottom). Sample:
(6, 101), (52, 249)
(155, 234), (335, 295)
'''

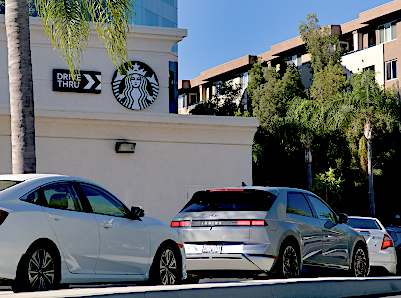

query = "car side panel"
(0, 201), (61, 280)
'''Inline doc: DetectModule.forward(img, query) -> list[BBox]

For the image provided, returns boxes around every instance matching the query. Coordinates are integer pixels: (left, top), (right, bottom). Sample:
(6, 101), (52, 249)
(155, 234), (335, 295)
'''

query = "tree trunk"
(305, 133), (312, 191)
(5, 0), (36, 174)
(367, 139), (375, 216)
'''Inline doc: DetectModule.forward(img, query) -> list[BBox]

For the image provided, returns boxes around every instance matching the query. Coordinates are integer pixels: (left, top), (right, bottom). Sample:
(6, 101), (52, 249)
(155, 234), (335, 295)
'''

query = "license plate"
(202, 244), (222, 254)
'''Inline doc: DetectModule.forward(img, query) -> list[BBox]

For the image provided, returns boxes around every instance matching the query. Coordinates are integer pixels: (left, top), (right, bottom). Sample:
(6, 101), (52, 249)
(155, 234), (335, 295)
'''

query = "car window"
(307, 195), (337, 222)
(287, 192), (313, 217)
(180, 189), (277, 213)
(79, 183), (128, 217)
(0, 180), (21, 191)
(347, 218), (381, 230)
(24, 182), (83, 211)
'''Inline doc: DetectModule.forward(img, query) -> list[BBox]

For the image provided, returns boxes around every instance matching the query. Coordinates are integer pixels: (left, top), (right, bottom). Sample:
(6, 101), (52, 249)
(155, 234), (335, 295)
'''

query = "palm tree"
(5, 0), (36, 173)
(5, 0), (136, 173)
(323, 70), (400, 216)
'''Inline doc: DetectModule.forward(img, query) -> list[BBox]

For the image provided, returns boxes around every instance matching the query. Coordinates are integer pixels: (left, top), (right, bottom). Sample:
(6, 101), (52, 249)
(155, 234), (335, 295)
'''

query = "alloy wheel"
(159, 248), (178, 285)
(28, 249), (55, 290)
(282, 245), (299, 278)
(353, 247), (368, 277)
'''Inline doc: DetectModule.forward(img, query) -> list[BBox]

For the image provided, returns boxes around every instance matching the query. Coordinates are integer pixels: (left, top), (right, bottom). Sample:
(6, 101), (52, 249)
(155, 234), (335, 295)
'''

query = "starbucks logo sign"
(112, 61), (159, 110)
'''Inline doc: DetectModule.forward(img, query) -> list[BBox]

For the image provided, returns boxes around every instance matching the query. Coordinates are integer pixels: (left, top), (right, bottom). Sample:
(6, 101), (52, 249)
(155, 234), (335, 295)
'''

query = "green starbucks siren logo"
(112, 61), (159, 110)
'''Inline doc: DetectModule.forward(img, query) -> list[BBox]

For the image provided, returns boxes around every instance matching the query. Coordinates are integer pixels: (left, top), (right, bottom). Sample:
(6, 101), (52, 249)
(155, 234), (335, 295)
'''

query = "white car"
(0, 174), (186, 292)
(347, 216), (396, 275)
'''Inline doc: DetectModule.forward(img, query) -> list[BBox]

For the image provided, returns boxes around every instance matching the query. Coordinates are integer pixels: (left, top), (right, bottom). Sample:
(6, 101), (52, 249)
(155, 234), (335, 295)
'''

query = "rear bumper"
(186, 253), (275, 272)
(369, 248), (397, 274)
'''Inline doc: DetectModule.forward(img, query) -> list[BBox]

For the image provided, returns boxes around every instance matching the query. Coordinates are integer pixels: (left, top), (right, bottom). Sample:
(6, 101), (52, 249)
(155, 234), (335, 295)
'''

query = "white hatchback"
(347, 216), (397, 275)
(0, 174), (186, 292)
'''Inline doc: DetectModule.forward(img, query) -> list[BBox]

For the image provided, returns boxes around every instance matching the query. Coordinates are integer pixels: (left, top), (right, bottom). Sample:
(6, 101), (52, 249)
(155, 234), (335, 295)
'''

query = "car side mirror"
(338, 213), (349, 224)
(130, 206), (145, 218)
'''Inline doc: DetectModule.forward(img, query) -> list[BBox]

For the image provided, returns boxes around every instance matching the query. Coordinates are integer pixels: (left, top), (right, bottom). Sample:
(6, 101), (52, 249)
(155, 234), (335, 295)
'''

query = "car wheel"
(350, 245), (369, 277)
(12, 245), (60, 292)
(275, 242), (300, 278)
(149, 245), (181, 285)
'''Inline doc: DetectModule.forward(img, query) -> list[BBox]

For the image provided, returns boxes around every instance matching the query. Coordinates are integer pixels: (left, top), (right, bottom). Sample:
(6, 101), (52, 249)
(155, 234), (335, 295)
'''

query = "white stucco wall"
(0, 17), (259, 224)
(341, 44), (385, 86)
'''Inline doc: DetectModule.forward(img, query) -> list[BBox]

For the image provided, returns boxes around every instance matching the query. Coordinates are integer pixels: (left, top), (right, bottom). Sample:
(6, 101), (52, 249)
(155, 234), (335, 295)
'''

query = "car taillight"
(382, 234), (394, 250)
(171, 221), (180, 227)
(237, 220), (266, 226)
(237, 220), (250, 226)
(251, 220), (265, 226)
(0, 210), (8, 225)
(180, 221), (190, 227)
(171, 221), (190, 228)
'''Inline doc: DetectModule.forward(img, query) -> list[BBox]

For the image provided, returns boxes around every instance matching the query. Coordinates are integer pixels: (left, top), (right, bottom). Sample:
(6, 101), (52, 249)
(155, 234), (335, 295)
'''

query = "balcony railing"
(342, 44), (377, 56)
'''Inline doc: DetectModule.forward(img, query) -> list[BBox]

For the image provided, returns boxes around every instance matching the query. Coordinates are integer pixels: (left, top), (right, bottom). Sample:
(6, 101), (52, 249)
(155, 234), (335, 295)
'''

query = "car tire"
(12, 245), (60, 292)
(274, 241), (300, 278)
(350, 245), (369, 277)
(148, 244), (181, 285)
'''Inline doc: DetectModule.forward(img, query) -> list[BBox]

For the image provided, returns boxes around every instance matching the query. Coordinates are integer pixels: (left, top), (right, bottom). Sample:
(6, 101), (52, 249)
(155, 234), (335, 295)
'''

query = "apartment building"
(178, 0), (401, 114)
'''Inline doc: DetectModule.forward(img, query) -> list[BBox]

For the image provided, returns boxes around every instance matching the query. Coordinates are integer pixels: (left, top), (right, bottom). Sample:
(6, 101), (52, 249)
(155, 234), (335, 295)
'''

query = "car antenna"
(241, 182), (247, 186)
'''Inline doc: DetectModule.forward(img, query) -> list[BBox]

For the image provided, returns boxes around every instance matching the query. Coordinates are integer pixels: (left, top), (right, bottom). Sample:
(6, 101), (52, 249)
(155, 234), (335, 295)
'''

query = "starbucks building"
(0, 16), (258, 224)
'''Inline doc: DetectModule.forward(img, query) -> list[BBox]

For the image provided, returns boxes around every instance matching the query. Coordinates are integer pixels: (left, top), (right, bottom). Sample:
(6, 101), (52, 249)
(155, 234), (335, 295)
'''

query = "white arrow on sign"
(83, 74), (95, 89)
(95, 75), (101, 90)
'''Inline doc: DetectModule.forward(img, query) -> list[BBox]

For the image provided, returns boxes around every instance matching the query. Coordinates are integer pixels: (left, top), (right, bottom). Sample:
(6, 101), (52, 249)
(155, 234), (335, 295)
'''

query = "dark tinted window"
(307, 195), (337, 222)
(23, 182), (83, 211)
(0, 180), (21, 191)
(80, 183), (128, 217)
(287, 192), (312, 217)
(347, 218), (381, 230)
(180, 189), (277, 213)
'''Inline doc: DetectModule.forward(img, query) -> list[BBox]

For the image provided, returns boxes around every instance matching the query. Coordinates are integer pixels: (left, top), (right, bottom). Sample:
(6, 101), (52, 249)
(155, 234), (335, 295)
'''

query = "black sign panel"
(53, 69), (101, 94)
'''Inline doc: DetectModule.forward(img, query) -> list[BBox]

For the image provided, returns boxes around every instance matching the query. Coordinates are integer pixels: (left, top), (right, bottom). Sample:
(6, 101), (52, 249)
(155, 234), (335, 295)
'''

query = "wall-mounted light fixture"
(115, 141), (136, 153)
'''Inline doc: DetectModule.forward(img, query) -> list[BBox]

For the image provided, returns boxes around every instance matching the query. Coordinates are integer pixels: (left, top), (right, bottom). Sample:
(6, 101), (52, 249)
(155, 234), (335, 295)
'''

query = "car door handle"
(99, 222), (113, 228)
(48, 213), (63, 221)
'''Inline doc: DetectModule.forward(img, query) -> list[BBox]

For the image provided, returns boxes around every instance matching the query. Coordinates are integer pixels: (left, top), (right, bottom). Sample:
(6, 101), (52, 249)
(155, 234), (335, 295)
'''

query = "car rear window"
(0, 180), (21, 191)
(347, 218), (381, 230)
(180, 189), (277, 212)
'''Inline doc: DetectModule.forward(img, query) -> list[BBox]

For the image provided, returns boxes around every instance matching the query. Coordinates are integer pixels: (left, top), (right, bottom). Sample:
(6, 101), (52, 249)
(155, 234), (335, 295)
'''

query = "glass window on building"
(378, 21), (397, 44)
(178, 95), (186, 110)
(385, 59), (397, 81)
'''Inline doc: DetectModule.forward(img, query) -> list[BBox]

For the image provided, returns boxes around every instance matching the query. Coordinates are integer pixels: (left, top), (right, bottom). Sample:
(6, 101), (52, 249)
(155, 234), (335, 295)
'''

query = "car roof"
(0, 173), (66, 182)
(0, 174), (109, 201)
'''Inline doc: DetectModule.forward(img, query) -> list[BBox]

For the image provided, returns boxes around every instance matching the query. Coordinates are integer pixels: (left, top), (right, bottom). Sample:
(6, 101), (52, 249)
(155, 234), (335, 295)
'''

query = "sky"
(177, 0), (393, 81)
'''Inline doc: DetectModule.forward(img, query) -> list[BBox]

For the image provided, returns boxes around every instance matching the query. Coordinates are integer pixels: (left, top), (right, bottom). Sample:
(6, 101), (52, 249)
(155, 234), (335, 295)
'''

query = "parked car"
(346, 216), (396, 275)
(0, 174), (186, 292)
(171, 187), (369, 280)
(385, 216), (401, 274)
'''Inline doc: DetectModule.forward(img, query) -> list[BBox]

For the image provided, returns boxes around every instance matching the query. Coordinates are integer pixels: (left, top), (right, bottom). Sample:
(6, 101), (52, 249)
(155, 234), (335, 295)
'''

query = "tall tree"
(324, 70), (400, 215)
(6, 0), (36, 173)
(296, 13), (349, 189)
(4, 0), (136, 173)
(250, 63), (306, 187)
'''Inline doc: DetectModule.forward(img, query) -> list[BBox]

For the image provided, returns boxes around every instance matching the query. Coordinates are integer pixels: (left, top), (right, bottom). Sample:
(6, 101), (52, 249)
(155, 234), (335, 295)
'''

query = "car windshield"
(180, 189), (277, 212)
(0, 180), (21, 191)
(347, 218), (381, 230)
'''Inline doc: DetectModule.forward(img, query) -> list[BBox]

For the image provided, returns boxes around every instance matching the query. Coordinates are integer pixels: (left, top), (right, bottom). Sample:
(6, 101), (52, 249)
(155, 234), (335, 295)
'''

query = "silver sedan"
(347, 216), (397, 275)
(0, 174), (186, 292)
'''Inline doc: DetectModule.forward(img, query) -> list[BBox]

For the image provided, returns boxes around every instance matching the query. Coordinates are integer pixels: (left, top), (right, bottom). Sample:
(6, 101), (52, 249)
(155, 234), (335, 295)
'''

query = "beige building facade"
(179, 0), (401, 113)
(0, 17), (259, 224)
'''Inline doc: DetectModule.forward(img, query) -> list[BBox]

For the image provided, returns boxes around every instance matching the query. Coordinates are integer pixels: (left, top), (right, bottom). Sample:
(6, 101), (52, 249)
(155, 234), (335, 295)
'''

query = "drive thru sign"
(53, 69), (101, 94)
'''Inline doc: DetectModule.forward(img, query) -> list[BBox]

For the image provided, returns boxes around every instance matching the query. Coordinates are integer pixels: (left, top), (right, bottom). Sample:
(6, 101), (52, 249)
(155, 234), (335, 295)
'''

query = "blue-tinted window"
(145, 9), (159, 26)
(162, 0), (174, 6)
(162, 18), (175, 28)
